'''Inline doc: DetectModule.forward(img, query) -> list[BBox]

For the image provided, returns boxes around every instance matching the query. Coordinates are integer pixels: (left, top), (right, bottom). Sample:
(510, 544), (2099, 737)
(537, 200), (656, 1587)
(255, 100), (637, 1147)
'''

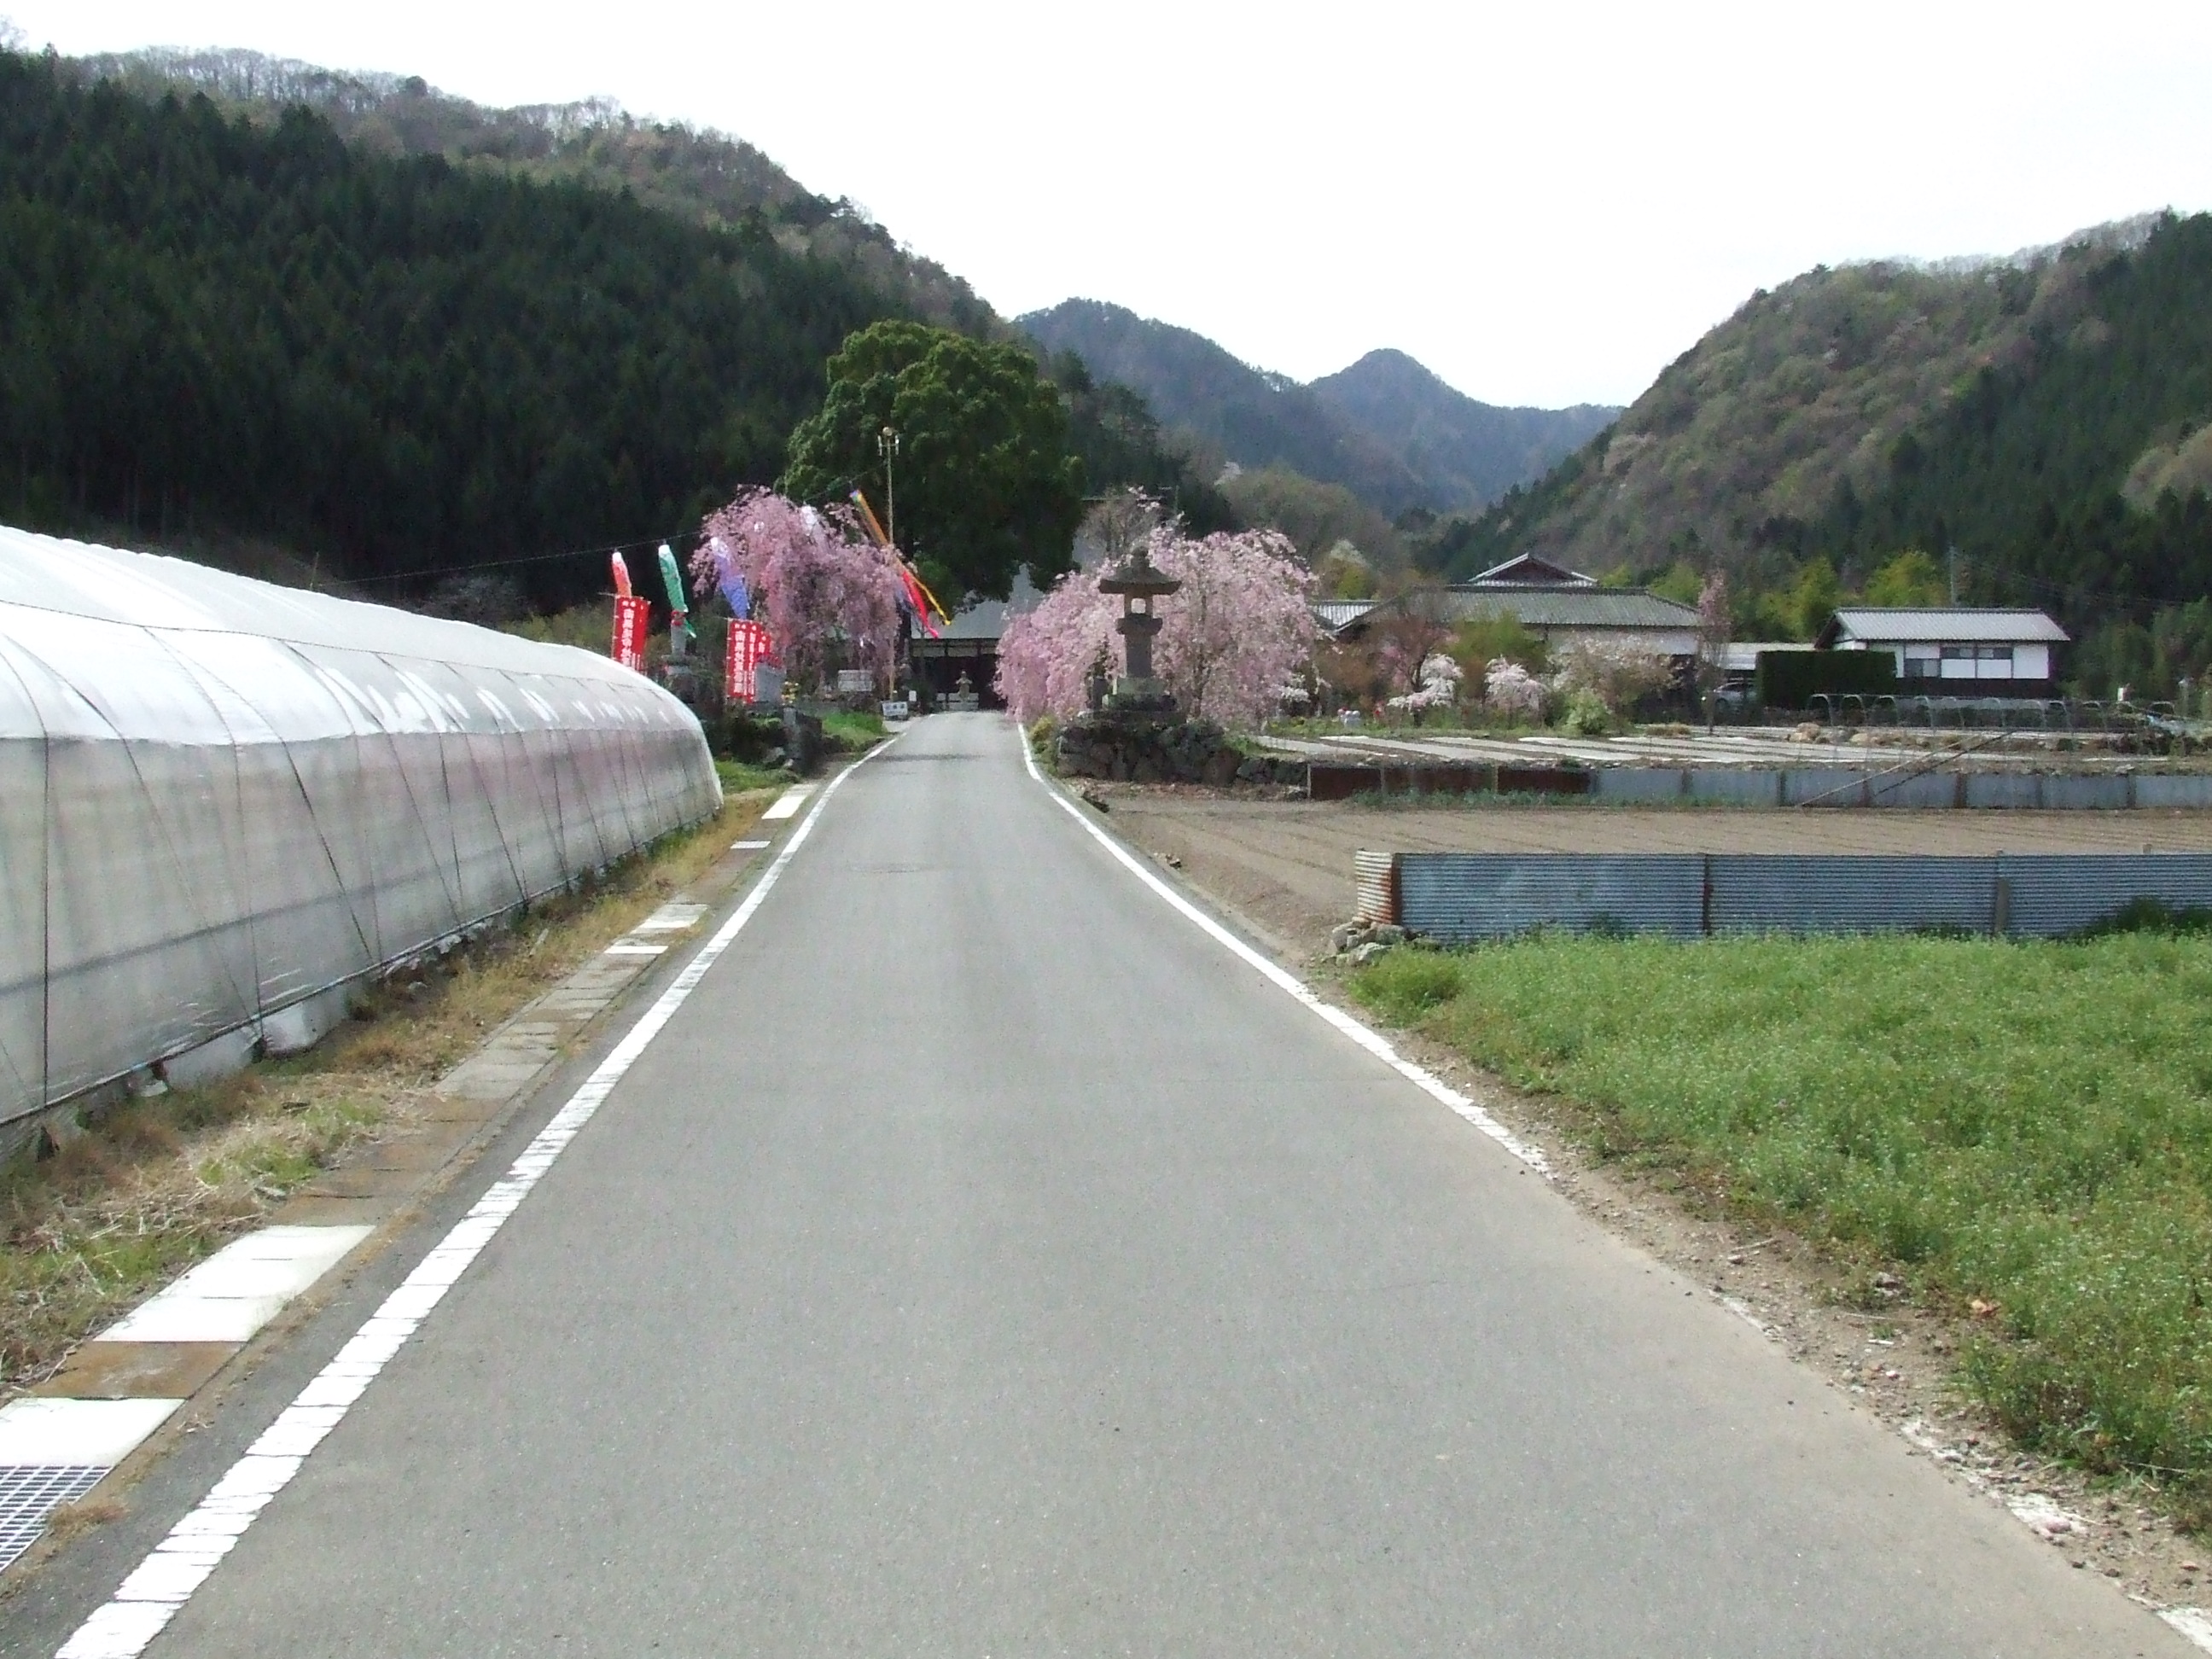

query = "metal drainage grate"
(0, 1464), (108, 1571)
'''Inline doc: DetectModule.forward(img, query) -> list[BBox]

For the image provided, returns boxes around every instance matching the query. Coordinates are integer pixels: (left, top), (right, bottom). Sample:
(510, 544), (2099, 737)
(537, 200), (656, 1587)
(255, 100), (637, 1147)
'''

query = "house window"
(1903, 648), (1939, 678)
(1976, 645), (2012, 661)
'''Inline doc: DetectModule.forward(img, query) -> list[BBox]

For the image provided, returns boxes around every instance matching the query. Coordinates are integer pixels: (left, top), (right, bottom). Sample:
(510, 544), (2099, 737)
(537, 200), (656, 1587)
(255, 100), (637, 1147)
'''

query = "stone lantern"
(1097, 542), (1181, 709)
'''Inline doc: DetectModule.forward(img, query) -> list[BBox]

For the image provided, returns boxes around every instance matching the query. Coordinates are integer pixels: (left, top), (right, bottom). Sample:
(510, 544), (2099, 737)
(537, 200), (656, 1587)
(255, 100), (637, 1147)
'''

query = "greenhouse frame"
(0, 528), (721, 1147)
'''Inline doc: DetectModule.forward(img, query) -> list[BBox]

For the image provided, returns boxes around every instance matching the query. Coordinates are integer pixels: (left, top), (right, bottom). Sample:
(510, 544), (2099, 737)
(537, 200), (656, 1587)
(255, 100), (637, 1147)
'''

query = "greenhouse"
(0, 528), (720, 1147)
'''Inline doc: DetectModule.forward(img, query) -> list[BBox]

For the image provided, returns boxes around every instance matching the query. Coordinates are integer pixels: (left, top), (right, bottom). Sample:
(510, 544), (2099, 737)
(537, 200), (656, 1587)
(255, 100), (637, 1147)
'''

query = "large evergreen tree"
(780, 321), (1086, 603)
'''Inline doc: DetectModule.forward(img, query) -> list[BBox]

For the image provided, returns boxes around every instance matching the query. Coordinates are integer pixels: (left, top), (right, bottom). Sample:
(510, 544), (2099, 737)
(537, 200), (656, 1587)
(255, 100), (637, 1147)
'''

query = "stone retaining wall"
(1054, 710), (1306, 788)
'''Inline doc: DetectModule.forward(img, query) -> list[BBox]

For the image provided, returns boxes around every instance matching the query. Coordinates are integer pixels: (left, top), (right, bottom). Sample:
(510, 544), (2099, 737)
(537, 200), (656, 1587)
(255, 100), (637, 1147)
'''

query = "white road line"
(1016, 728), (1547, 1174)
(53, 746), (890, 1659)
(2163, 1609), (2212, 1652)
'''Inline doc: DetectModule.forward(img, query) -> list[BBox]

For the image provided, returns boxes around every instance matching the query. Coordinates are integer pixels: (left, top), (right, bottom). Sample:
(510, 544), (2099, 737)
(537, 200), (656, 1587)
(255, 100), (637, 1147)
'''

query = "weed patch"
(1, 1080), (382, 1394)
(716, 757), (793, 795)
(1350, 933), (2212, 1509)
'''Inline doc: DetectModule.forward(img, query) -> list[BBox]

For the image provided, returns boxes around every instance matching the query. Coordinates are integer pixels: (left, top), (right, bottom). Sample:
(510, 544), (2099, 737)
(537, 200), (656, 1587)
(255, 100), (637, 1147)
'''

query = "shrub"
(707, 710), (787, 764)
(1559, 687), (1613, 735)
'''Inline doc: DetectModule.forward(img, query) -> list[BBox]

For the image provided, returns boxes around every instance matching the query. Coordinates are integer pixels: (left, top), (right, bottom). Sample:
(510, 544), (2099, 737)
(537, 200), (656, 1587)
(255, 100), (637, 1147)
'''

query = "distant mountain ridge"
(1017, 300), (1616, 518)
(1311, 350), (1619, 516)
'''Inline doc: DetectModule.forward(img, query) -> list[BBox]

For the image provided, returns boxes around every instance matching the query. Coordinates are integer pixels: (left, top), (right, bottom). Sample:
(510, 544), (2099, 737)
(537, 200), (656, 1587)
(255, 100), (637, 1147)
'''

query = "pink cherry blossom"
(1697, 568), (1732, 688)
(693, 487), (906, 693)
(997, 524), (1320, 729)
(1386, 653), (1462, 713)
(993, 567), (1119, 727)
(1483, 658), (1545, 720)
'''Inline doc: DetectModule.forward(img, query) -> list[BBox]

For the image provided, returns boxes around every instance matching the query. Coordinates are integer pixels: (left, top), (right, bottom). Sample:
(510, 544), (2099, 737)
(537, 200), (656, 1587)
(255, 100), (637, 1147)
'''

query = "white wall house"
(1815, 608), (2068, 686)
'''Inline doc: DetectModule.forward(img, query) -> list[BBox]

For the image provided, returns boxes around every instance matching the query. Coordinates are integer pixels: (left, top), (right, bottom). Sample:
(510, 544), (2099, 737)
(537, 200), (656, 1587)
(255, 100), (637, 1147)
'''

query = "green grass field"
(1351, 931), (2212, 1515)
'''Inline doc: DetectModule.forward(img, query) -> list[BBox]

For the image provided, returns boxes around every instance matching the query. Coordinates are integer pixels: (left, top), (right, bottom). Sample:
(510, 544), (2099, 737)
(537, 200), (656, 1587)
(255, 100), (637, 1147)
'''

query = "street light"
(877, 426), (900, 551)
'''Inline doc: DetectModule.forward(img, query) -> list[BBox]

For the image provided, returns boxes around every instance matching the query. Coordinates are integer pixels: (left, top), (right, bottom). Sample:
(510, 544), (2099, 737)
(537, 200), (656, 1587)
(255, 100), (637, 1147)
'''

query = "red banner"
(611, 595), (650, 673)
(725, 618), (774, 702)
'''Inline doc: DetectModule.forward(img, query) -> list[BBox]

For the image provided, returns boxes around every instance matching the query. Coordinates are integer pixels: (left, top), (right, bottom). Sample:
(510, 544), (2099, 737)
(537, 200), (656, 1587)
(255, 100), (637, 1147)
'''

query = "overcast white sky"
(9, 2), (2211, 410)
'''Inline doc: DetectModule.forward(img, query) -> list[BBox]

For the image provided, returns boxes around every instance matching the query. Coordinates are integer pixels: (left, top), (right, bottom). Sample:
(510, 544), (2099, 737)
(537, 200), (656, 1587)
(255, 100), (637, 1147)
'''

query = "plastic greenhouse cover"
(0, 527), (722, 1130)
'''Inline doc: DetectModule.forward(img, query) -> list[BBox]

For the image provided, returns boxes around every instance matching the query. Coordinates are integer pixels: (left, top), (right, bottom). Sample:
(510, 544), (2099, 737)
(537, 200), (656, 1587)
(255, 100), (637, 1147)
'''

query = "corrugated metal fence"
(1590, 769), (2212, 809)
(1307, 761), (2212, 809)
(1370, 852), (2212, 940)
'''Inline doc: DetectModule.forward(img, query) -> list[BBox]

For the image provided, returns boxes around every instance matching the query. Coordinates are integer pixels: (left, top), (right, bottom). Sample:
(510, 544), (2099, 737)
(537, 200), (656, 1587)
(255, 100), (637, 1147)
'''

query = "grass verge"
(2, 796), (757, 1401)
(716, 757), (794, 795)
(823, 707), (886, 751)
(1349, 929), (2212, 1521)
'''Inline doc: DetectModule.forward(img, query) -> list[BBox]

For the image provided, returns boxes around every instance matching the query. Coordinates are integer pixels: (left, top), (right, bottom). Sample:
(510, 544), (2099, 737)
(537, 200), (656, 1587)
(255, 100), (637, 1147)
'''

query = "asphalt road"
(33, 713), (2192, 1655)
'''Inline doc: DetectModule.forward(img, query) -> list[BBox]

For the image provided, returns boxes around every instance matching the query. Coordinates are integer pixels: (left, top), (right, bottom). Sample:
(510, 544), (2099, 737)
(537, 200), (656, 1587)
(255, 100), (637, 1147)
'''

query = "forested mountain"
(1017, 300), (1611, 518)
(0, 47), (902, 608)
(1439, 212), (2212, 693)
(1802, 215), (2212, 617)
(1309, 351), (1615, 511)
(63, 47), (998, 337)
(0, 44), (1231, 611)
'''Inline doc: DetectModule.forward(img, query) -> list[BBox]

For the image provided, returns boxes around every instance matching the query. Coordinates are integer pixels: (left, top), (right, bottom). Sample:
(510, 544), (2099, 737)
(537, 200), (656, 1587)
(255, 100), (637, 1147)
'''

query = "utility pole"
(1947, 544), (1959, 606)
(878, 424), (905, 706)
